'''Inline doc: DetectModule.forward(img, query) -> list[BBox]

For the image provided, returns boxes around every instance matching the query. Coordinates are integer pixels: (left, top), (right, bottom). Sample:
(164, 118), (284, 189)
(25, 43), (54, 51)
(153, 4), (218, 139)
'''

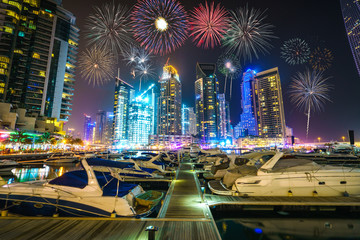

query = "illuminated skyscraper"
(341, 0), (360, 77)
(195, 63), (220, 143)
(103, 112), (114, 145)
(94, 110), (106, 144)
(254, 67), (286, 138)
(113, 78), (134, 144)
(83, 114), (92, 142)
(218, 93), (231, 140)
(157, 64), (182, 135)
(0, 0), (79, 121)
(128, 93), (153, 146)
(182, 105), (196, 135)
(238, 69), (258, 137)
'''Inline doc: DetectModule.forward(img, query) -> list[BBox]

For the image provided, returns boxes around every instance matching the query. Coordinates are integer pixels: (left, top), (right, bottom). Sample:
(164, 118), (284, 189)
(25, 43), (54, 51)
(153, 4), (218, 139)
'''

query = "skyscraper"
(103, 112), (114, 145)
(113, 78), (134, 144)
(157, 64), (182, 135)
(128, 95), (153, 146)
(341, 0), (360, 77)
(182, 105), (196, 135)
(0, 0), (79, 121)
(83, 114), (92, 142)
(238, 69), (258, 137)
(218, 93), (232, 140)
(195, 63), (220, 143)
(94, 110), (106, 144)
(254, 67), (286, 138)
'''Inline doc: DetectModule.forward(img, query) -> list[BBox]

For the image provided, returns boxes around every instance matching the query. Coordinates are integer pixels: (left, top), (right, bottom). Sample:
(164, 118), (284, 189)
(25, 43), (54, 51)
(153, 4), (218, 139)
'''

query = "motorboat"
(123, 154), (172, 173)
(231, 152), (360, 197)
(46, 153), (79, 164)
(0, 159), (163, 217)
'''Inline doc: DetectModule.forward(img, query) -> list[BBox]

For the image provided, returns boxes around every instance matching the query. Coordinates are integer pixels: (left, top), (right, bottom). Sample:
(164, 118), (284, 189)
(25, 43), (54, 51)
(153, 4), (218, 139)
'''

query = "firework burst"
(222, 5), (276, 62)
(78, 46), (115, 86)
(217, 53), (241, 98)
(309, 47), (334, 71)
(136, 63), (156, 91)
(281, 38), (310, 65)
(85, 2), (133, 59)
(131, 0), (189, 55)
(189, 2), (229, 49)
(289, 69), (331, 138)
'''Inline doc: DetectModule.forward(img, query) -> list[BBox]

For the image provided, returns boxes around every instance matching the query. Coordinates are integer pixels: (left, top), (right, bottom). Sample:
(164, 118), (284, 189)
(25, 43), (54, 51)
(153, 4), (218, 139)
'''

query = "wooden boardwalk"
(159, 162), (210, 219)
(205, 194), (360, 207)
(0, 217), (219, 240)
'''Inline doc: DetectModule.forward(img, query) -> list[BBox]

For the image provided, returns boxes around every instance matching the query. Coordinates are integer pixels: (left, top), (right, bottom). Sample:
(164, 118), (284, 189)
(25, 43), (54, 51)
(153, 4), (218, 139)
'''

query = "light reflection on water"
(1, 163), (82, 184)
(216, 218), (360, 240)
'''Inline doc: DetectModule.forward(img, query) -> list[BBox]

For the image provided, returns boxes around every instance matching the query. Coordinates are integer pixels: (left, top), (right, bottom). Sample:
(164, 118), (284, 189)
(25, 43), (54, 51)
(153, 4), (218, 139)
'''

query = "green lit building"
(0, 0), (79, 122)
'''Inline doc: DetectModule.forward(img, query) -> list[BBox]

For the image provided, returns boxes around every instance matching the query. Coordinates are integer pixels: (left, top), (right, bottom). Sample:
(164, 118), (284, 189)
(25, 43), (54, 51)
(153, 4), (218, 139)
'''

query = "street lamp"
(342, 136), (345, 142)
(317, 137), (321, 143)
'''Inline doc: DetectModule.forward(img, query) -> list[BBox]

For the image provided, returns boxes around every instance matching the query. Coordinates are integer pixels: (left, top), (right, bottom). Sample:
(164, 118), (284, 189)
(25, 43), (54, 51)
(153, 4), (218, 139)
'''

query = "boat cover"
(94, 171), (138, 197)
(49, 170), (88, 189)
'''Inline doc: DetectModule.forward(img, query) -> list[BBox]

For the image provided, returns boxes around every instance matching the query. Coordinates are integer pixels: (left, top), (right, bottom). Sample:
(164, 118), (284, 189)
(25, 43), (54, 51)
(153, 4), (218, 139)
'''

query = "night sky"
(61, 0), (360, 142)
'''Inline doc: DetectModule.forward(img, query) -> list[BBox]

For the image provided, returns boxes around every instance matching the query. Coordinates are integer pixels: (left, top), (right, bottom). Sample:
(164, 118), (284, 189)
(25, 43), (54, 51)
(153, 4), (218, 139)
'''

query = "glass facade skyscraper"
(341, 0), (360, 77)
(113, 78), (134, 144)
(0, 0), (78, 121)
(182, 105), (196, 135)
(195, 63), (220, 143)
(157, 64), (182, 135)
(218, 93), (231, 140)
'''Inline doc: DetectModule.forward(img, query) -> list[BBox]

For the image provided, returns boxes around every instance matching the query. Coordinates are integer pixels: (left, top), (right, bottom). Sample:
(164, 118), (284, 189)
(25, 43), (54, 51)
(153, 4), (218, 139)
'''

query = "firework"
(217, 53), (241, 97)
(131, 0), (189, 55)
(189, 2), (229, 49)
(289, 69), (331, 138)
(136, 63), (155, 91)
(123, 45), (138, 66)
(281, 38), (310, 65)
(222, 6), (276, 62)
(78, 46), (115, 86)
(309, 47), (334, 71)
(85, 2), (133, 59)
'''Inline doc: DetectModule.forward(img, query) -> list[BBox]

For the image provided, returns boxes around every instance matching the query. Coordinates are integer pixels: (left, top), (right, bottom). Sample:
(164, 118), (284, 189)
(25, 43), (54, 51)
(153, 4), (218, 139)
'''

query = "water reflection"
(217, 218), (360, 240)
(1, 163), (82, 184)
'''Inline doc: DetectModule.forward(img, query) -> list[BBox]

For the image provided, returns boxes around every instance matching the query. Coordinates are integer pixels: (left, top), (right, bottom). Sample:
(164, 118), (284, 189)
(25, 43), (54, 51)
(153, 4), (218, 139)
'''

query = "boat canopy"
(94, 171), (138, 197)
(49, 170), (88, 189)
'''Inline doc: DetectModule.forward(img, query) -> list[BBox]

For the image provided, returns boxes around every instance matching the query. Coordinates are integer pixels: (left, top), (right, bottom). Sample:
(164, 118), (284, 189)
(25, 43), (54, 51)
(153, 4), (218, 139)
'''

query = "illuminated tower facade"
(238, 69), (258, 137)
(195, 63), (220, 143)
(157, 64), (182, 135)
(182, 105), (196, 135)
(341, 0), (360, 77)
(0, 0), (79, 121)
(113, 78), (134, 144)
(83, 114), (92, 142)
(94, 110), (106, 144)
(255, 67), (286, 138)
(218, 93), (231, 140)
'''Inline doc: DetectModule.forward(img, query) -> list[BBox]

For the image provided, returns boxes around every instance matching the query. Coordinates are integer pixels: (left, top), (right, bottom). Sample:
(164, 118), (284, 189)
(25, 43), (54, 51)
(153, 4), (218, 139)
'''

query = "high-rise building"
(238, 69), (258, 137)
(182, 105), (196, 135)
(113, 78), (134, 144)
(237, 67), (286, 139)
(0, 0), (79, 121)
(103, 112), (114, 145)
(195, 63), (220, 143)
(341, 0), (360, 77)
(83, 114), (92, 142)
(128, 95), (153, 146)
(94, 110), (106, 144)
(218, 93), (231, 140)
(157, 64), (182, 135)
(255, 67), (286, 138)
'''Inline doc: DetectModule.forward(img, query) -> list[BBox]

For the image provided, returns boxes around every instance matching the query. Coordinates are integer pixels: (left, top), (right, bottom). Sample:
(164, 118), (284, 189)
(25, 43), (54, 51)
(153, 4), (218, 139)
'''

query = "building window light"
(32, 52), (40, 59)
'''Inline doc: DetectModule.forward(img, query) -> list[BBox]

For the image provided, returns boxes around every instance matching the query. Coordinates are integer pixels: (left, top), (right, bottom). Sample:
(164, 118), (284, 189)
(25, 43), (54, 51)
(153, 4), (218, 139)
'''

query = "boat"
(0, 160), (20, 171)
(123, 154), (169, 173)
(46, 153), (79, 164)
(0, 177), (6, 186)
(231, 152), (360, 197)
(0, 159), (163, 217)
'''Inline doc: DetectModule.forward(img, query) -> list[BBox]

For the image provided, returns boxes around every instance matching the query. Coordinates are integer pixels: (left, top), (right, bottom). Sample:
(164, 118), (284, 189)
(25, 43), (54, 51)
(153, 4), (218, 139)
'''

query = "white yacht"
(232, 152), (360, 197)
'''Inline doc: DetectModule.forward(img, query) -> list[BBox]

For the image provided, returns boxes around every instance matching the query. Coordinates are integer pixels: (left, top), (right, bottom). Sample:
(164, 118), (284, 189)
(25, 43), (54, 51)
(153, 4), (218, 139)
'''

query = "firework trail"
(217, 53), (241, 98)
(289, 69), (331, 138)
(85, 2), (133, 59)
(281, 38), (310, 65)
(78, 46), (115, 86)
(222, 5), (276, 62)
(189, 1), (229, 49)
(131, 0), (189, 55)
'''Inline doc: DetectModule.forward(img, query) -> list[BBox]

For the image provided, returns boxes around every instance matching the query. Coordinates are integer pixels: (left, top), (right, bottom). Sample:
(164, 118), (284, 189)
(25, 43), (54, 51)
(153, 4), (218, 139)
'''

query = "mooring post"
(145, 225), (158, 240)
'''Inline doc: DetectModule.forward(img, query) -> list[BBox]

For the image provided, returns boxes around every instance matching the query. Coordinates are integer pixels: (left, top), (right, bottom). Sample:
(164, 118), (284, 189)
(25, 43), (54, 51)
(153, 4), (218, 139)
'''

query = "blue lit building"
(83, 114), (94, 143)
(217, 93), (232, 140)
(238, 69), (258, 137)
(195, 63), (220, 144)
(341, 0), (360, 77)
(128, 92), (153, 146)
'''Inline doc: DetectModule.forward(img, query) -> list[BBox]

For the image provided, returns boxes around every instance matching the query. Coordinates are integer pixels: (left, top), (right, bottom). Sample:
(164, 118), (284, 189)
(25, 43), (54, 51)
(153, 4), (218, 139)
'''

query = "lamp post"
(317, 137), (321, 143)
(342, 136), (345, 142)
